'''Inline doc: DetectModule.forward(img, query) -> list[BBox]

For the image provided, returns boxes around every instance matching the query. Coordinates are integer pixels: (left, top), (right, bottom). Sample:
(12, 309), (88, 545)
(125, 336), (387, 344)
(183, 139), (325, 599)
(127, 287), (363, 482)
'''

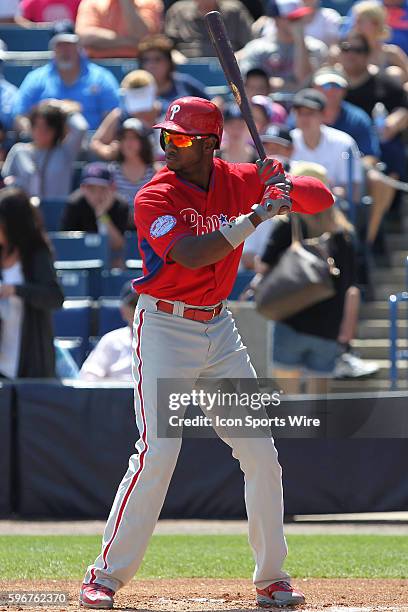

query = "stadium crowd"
(0, 0), (407, 382)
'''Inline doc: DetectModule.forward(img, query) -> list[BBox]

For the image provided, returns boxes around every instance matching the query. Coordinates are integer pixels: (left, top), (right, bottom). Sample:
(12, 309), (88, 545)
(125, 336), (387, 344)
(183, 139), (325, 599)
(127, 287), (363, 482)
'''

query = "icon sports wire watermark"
(0, 592), (70, 606)
(157, 378), (408, 439)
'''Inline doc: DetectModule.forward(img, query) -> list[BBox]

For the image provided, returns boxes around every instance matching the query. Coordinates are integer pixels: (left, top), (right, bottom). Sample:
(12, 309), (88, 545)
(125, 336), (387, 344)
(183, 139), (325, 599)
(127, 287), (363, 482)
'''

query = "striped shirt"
(110, 163), (156, 208)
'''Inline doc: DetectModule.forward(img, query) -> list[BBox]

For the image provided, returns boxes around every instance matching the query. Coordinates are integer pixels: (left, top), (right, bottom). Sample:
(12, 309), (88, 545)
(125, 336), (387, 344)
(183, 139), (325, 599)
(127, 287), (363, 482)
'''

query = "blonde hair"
(291, 161), (354, 235)
(120, 69), (156, 90)
(353, 0), (390, 40)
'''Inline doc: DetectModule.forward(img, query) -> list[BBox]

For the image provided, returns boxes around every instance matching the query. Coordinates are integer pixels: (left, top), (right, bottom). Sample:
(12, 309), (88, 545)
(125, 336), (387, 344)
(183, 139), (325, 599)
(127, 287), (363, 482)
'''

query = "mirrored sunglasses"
(162, 130), (210, 148)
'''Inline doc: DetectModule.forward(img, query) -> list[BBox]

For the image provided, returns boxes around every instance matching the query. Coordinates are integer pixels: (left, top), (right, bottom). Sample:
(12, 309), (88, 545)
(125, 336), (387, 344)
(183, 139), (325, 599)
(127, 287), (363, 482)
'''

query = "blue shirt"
(14, 57), (119, 130)
(0, 76), (18, 130)
(332, 101), (380, 158)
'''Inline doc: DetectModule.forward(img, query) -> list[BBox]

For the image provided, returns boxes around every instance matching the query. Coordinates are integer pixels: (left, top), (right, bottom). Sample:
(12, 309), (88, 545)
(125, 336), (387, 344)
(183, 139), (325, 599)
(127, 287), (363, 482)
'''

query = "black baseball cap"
(261, 125), (293, 146)
(80, 163), (114, 187)
(223, 103), (243, 122)
(292, 88), (327, 111)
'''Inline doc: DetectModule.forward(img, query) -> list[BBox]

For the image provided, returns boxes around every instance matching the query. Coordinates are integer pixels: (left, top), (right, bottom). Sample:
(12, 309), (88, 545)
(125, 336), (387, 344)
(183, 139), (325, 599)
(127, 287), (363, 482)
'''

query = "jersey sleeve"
(134, 188), (195, 261)
(288, 175), (335, 214)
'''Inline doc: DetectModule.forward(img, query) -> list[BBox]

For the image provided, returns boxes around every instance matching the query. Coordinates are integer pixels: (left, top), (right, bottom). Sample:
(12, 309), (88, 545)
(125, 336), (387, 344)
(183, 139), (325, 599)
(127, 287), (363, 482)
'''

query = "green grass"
(0, 534), (407, 581)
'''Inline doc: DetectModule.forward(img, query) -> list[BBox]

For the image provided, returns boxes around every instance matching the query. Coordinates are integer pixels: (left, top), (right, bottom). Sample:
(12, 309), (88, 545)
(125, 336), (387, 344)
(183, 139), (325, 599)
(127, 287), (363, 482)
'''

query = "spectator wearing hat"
(14, 20), (119, 132)
(75, 0), (163, 59)
(165, 0), (253, 58)
(21, 0), (82, 23)
(215, 103), (258, 163)
(254, 0), (341, 47)
(91, 70), (160, 161)
(290, 88), (363, 204)
(60, 163), (129, 265)
(251, 95), (288, 135)
(0, 40), (18, 131)
(79, 281), (138, 381)
(238, 0), (328, 92)
(138, 35), (208, 109)
(2, 99), (88, 198)
(110, 118), (156, 212)
(336, 32), (408, 246)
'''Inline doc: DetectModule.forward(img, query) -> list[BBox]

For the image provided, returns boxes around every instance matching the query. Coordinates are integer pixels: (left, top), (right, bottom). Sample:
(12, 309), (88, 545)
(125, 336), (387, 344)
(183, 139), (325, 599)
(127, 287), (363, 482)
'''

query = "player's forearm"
(169, 212), (261, 269)
(289, 175), (335, 214)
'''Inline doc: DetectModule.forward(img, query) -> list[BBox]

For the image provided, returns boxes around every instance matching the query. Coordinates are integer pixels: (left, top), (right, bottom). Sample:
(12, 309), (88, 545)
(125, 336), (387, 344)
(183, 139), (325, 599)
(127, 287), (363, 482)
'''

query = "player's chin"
(165, 156), (180, 171)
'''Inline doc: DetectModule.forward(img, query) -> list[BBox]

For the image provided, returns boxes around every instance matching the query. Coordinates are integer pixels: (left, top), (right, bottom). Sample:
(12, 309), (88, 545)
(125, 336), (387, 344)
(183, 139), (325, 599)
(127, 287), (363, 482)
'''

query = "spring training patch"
(150, 215), (177, 238)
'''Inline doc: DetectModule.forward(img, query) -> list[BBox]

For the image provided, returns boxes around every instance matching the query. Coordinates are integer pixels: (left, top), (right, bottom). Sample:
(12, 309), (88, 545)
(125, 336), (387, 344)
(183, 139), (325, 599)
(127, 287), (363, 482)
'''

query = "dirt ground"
(0, 579), (407, 612)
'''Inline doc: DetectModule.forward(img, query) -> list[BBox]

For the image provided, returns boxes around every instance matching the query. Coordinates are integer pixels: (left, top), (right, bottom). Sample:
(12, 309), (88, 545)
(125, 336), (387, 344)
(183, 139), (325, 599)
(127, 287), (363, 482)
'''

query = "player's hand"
(251, 184), (292, 221)
(256, 157), (286, 186)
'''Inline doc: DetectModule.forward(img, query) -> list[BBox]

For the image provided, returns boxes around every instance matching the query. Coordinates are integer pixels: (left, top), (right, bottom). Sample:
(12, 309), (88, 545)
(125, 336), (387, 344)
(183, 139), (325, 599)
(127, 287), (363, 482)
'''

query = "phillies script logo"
(180, 208), (239, 234)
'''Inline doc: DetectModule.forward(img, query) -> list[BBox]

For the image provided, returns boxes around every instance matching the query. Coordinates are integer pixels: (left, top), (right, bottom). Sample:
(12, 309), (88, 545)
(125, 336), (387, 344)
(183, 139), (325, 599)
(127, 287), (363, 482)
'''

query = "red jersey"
(133, 158), (334, 306)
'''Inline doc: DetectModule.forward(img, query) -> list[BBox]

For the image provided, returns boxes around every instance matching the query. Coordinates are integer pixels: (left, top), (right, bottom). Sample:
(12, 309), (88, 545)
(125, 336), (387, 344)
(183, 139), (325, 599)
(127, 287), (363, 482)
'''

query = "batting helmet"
(153, 97), (224, 147)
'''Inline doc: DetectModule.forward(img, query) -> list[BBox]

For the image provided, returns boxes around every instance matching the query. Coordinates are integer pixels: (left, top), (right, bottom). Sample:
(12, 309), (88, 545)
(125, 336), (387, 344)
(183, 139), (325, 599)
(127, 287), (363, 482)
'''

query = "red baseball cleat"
(79, 583), (115, 609)
(256, 580), (305, 607)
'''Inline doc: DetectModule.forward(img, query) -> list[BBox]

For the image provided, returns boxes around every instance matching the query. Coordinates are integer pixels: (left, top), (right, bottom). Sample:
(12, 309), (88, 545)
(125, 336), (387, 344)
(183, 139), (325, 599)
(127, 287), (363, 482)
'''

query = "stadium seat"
(54, 299), (92, 362)
(54, 261), (103, 300)
(98, 298), (125, 336)
(54, 337), (83, 368)
(229, 270), (255, 300)
(177, 59), (227, 88)
(39, 197), (67, 232)
(3, 63), (36, 87)
(0, 26), (52, 51)
(49, 232), (109, 264)
(96, 59), (137, 82)
(101, 268), (143, 298)
(57, 270), (90, 298)
(125, 231), (140, 260)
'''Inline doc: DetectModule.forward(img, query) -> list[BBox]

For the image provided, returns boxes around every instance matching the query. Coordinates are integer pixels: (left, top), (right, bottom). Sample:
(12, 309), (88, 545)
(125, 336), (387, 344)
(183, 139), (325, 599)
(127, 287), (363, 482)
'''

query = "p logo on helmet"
(169, 104), (181, 121)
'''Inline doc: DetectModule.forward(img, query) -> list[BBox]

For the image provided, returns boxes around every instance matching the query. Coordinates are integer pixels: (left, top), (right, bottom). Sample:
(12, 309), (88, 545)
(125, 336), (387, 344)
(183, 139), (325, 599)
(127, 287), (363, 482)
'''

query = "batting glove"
(251, 184), (292, 221)
(256, 157), (286, 186)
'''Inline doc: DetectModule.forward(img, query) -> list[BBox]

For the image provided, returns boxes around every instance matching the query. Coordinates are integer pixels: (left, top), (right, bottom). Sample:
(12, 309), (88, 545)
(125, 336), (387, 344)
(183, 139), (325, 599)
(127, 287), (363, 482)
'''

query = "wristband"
(98, 214), (110, 224)
(218, 214), (255, 249)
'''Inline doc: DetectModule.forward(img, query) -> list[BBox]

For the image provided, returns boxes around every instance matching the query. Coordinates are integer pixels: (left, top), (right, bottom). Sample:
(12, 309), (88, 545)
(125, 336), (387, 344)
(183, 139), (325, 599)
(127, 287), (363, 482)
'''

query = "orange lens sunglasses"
(162, 130), (210, 148)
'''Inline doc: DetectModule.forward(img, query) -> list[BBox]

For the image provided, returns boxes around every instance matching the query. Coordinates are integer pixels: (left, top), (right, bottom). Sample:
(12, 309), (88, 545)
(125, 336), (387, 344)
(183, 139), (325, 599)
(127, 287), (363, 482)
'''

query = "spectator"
(14, 20), (119, 131)
(110, 118), (156, 211)
(239, 0), (328, 92)
(0, 187), (64, 378)
(257, 163), (360, 393)
(79, 281), (137, 381)
(138, 35), (208, 109)
(251, 95), (288, 135)
(352, 0), (408, 84)
(337, 32), (408, 244)
(290, 88), (363, 204)
(2, 100), (88, 198)
(165, 0), (253, 57)
(383, 0), (408, 56)
(60, 163), (129, 265)
(21, 0), (82, 23)
(75, 0), (163, 59)
(215, 103), (257, 163)
(0, 0), (22, 23)
(91, 70), (160, 161)
(254, 0), (341, 47)
(244, 67), (271, 99)
(0, 41), (18, 131)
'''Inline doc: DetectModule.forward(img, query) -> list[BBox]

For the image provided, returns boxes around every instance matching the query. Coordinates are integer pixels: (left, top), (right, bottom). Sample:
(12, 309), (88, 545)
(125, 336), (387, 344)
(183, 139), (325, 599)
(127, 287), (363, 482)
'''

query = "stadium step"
(357, 319), (407, 339)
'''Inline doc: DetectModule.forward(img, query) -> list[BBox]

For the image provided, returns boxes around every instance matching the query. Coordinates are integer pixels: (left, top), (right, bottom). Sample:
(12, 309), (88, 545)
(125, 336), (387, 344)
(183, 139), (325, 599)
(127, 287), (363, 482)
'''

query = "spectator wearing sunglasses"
(336, 32), (408, 246)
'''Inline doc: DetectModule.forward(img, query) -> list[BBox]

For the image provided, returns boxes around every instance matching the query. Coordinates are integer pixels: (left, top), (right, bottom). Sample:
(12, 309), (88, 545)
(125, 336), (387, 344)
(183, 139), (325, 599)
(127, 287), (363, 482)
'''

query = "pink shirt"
(21, 0), (82, 22)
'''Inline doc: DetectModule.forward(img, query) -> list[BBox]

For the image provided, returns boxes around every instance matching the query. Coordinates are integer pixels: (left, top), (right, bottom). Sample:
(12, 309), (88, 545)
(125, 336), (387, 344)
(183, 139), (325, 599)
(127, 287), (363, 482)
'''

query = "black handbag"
(255, 214), (340, 321)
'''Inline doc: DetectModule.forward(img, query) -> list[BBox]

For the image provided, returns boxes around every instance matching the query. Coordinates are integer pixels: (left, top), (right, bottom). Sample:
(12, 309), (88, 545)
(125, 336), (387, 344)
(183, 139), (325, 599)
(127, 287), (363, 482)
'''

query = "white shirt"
(79, 326), (132, 381)
(0, 262), (24, 378)
(290, 125), (363, 189)
(257, 9), (341, 47)
(242, 218), (277, 259)
(0, 0), (21, 18)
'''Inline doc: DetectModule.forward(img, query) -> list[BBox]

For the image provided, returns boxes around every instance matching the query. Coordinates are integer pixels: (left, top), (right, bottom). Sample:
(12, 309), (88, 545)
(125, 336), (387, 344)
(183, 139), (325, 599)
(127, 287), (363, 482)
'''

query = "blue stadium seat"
(177, 59), (227, 88)
(3, 63), (36, 87)
(229, 270), (255, 300)
(101, 268), (142, 298)
(125, 231), (140, 260)
(96, 59), (137, 82)
(54, 299), (92, 361)
(49, 232), (109, 264)
(39, 197), (67, 232)
(0, 26), (52, 51)
(98, 299), (125, 336)
(57, 270), (90, 298)
(54, 260), (103, 300)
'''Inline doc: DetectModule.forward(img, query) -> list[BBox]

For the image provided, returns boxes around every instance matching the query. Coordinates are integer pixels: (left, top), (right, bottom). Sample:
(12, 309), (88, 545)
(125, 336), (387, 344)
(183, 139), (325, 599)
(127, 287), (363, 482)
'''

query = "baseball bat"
(205, 10), (266, 160)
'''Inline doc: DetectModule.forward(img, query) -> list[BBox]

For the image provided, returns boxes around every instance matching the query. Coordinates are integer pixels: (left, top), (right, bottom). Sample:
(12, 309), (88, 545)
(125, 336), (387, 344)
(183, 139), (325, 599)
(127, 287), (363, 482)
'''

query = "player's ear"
(203, 136), (217, 153)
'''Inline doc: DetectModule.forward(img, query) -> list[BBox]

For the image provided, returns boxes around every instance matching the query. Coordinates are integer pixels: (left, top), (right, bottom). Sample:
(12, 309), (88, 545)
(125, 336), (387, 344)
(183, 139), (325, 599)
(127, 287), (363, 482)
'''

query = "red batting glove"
(256, 157), (286, 186)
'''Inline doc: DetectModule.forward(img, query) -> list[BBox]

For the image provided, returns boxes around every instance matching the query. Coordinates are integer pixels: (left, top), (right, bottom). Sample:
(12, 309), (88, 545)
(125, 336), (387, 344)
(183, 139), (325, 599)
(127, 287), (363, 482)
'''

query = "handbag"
(255, 214), (340, 321)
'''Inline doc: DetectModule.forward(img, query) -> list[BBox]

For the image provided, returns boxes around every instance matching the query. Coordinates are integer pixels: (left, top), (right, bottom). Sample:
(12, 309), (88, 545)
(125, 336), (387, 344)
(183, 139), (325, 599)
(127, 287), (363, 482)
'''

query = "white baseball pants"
(84, 293), (289, 591)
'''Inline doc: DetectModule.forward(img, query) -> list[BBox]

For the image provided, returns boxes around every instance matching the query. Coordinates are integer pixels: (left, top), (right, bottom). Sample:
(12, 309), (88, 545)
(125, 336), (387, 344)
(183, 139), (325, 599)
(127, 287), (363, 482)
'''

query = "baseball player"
(80, 97), (334, 609)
